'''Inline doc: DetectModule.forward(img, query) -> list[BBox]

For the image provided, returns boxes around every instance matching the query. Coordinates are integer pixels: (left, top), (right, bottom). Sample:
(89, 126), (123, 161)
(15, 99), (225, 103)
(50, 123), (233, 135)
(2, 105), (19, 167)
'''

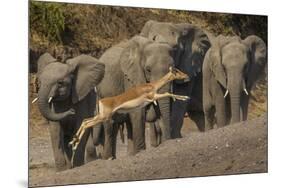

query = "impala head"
(168, 67), (190, 81)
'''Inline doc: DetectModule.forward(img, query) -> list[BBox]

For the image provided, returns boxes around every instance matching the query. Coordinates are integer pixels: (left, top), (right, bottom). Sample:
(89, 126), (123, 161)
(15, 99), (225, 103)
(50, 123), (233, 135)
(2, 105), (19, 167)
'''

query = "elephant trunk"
(230, 94), (241, 124)
(228, 77), (242, 124)
(157, 84), (171, 140)
(38, 84), (73, 121)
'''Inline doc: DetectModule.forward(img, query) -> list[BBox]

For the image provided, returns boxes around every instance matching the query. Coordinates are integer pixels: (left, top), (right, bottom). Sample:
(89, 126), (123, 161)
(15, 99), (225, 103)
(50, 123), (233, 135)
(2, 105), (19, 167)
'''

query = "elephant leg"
(125, 117), (134, 155)
(85, 124), (104, 160)
(241, 94), (250, 121)
(92, 124), (103, 145)
(157, 116), (169, 142)
(111, 123), (119, 159)
(149, 122), (158, 147)
(128, 109), (146, 155)
(204, 105), (215, 131)
(189, 111), (205, 132)
(85, 129), (98, 163)
(171, 100), (188, 138)
(215, 98), (227, 128)
(48, 122), (69, 171)
(101, 121), (114, 159)
(61, 124), (74, 168)
(155, 121), (162, 145)
(71, 128), (90, 167)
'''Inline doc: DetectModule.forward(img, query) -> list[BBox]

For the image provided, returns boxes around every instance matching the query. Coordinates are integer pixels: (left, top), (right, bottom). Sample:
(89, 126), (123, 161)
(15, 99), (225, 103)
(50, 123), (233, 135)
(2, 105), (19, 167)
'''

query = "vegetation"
(30, 1), (65, 43)
(29, 1), (267, 71)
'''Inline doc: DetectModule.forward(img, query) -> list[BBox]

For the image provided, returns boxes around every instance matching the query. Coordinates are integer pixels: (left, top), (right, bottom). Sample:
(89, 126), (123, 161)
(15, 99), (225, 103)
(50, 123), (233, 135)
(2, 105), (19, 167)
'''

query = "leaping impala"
(69, 67), (190, 160)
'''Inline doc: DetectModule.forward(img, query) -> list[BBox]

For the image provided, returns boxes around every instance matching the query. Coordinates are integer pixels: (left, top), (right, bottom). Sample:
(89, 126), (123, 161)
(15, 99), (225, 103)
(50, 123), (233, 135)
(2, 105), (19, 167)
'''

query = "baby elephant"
(34, 53), (105, 171)
(202, 35), (267, 130)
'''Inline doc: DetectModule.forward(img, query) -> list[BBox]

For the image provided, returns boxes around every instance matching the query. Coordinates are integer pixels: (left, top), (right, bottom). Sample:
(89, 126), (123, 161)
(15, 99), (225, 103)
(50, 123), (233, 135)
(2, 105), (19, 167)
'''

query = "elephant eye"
(146, 66), (151, 73)
(57, 80), (64, 86)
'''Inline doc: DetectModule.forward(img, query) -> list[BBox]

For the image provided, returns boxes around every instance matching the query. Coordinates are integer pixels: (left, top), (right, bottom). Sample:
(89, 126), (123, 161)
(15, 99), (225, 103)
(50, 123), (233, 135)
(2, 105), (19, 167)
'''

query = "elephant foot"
(101, 154), (116, 160)
(171, 132), (182, 139)
(151, 143), (159, 147)
(54, 162), (69, 172)
(55, 166), (68, 172)
(107, 156), (115, 160)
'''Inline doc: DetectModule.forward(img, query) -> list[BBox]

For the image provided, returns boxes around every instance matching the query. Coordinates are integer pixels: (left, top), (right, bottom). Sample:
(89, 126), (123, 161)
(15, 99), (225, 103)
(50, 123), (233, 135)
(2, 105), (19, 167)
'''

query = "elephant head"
(37, 53), (105, 121)
(140, 20), (210, 82)
(119, 36), (175, 135)
(208, 35), (267, 123)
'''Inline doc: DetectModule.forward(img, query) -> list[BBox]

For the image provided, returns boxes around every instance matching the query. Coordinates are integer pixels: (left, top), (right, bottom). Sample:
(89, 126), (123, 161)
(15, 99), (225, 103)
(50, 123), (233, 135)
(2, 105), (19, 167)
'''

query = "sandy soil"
(29, 114), (267, 187)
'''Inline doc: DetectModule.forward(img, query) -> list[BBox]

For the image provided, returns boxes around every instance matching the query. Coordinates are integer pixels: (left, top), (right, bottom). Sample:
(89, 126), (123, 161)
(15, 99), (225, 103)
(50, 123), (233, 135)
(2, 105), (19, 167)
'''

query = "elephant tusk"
(31, 97), (38, 103)
(153, 101), (158, 106)
(224, 90), (229, 98)
(244, 88), (249, 95)
(48, 97), (53, 103)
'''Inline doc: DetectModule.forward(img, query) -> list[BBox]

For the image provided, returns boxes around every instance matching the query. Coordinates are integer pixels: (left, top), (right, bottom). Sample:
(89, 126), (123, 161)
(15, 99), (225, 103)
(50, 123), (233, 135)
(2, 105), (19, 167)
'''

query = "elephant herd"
(33, 20), (267, 171)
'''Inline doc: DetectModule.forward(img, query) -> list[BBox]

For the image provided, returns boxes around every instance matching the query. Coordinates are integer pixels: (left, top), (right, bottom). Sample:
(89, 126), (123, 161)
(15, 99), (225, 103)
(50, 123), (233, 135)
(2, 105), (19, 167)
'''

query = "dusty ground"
(29, 115), (267, 187)
(28, 74), (267, 187)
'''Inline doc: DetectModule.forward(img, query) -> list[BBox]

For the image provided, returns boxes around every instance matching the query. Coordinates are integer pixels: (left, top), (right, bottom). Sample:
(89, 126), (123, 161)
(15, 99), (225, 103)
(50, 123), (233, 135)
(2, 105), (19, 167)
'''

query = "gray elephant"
(140, 20), (211, 138)
(90, 35), (176, 159)
(202, 35), (267, 129)
(35, 53), (105, 171)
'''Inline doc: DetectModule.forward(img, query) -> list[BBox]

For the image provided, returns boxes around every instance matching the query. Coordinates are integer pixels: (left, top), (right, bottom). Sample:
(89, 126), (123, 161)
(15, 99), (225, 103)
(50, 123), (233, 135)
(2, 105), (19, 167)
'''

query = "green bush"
(30, 1), (65, 43)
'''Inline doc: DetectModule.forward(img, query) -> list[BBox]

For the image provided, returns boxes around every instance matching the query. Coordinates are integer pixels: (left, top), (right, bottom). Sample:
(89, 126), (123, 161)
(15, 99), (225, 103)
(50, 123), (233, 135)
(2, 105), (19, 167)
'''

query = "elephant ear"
(37, 53), (57, 76)
(208, 35), (242, 88)
(175, 24), (211, 77)
(119, 36), (147, 86)
(209, 36), (228, 88)
(242, 35), (267, 89)
(140, 20), (156, 37)
(191, 27), (211, 73)
(66, 55), (105, 103)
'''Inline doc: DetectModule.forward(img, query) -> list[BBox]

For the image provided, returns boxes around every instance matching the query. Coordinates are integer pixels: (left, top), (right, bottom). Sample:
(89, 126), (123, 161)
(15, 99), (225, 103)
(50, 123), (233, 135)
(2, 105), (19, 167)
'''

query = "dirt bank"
(29, 115), (267, 187)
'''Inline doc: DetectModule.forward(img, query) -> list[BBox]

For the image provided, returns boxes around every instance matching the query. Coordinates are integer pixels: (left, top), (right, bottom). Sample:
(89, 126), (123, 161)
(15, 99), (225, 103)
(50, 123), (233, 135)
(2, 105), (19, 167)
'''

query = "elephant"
(35, 53), (105, 171)
(202, 35), (267, 129)
(140, 20), (211, 138)
(90, 35), (176, 159)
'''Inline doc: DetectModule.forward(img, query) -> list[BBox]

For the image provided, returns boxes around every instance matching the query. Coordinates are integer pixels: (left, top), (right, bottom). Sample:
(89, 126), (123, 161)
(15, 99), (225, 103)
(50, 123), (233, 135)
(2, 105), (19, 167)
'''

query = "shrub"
(30, 1), (65, 43)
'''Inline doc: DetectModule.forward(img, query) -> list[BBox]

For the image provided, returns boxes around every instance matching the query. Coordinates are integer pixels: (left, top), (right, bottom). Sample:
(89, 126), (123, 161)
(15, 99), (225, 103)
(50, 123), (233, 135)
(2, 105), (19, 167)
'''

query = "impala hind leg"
(70, 115), (105, 151)
(70, 115), (106, 167)
(69, 118), (94, 147)
(69, 118), (96, 146)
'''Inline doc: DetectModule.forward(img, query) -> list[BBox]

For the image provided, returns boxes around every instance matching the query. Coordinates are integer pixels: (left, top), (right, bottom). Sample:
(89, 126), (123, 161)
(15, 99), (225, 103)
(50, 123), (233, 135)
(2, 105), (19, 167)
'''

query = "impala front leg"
(153, 92), (189, 101)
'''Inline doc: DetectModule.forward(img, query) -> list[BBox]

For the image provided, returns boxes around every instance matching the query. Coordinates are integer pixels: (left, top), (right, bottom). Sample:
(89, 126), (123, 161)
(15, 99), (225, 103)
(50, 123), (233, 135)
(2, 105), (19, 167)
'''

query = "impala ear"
(66, 55), (105, 103)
